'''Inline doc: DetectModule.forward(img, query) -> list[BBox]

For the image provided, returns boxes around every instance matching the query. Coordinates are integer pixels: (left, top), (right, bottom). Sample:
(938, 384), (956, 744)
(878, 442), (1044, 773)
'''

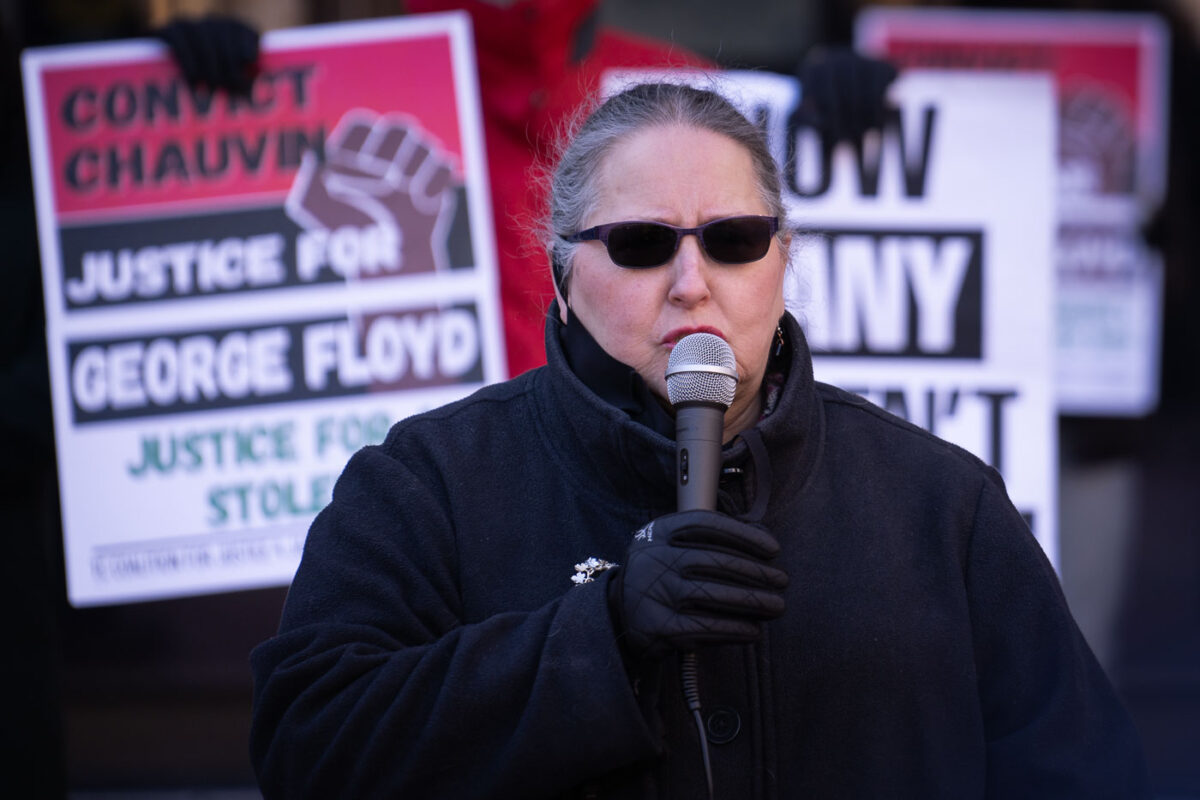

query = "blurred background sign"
(21, 12), (504, 607)
(857, 8), (1171, 418)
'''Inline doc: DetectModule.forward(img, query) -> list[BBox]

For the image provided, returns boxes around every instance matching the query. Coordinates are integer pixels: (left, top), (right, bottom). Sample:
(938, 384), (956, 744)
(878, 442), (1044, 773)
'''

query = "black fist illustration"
(287, 110), (459, 276)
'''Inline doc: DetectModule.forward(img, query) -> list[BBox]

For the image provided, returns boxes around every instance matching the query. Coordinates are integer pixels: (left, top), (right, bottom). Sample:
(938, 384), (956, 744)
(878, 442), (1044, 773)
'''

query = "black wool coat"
(250, 312), (1148, 799)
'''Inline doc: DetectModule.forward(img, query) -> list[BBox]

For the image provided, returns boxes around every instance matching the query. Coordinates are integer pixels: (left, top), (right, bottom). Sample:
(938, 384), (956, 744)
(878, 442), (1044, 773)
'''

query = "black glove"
(792, 46), (898, 145)
(608, 510), (788, 662)
(156, 15), (260, 95)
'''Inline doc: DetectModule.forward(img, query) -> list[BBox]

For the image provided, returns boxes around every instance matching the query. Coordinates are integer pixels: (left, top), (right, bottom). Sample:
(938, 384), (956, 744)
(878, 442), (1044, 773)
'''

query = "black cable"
(680, 651), (714, 800)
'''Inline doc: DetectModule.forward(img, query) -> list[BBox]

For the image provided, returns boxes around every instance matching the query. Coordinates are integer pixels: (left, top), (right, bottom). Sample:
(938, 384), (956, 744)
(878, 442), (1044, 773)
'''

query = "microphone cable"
(681, 651), (714, 800)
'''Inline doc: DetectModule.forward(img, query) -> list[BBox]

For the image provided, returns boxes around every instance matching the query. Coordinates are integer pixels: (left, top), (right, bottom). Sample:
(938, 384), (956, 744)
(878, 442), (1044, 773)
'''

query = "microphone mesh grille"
(666, 333), (738, 408)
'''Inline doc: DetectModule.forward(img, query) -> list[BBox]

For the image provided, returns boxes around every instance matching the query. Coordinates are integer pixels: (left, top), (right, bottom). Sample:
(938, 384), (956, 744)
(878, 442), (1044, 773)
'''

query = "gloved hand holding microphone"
(608, 509), (788, 662)
(608, 331), (788, 663)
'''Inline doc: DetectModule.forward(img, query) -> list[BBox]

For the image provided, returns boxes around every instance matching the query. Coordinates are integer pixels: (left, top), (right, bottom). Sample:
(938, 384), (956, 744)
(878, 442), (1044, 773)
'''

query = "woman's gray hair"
(544, 81), (787, 297)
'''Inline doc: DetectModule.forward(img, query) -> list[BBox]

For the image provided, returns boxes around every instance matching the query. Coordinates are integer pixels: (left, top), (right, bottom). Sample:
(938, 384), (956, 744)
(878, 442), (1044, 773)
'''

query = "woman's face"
(563, 123), (788, 437)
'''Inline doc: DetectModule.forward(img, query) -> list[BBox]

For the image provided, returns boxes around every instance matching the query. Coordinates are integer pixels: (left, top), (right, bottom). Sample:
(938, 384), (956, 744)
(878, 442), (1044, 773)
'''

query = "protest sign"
(606, 69), (1059, 564)
(857, 8), (1170, 416)
(23, 13), (504, 605)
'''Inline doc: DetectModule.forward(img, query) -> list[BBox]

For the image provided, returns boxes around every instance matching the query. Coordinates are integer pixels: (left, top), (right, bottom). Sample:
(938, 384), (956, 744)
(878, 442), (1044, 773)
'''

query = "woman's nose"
(667, 235), (712, 306)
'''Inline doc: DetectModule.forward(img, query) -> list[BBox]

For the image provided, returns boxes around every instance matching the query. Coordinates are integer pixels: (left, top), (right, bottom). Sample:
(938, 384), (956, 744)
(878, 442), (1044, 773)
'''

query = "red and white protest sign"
(23, 13), (504, 606)
(857, 8), (1171, 416)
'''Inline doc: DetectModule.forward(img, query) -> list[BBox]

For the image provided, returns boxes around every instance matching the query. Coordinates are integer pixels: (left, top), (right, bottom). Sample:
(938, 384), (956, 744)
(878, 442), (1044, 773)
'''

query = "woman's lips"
(662, 326), (726, 347)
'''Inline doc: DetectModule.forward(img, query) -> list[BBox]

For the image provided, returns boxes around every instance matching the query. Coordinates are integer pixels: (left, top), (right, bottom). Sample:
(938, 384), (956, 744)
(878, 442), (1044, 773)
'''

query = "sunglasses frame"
(564, 215), (780, 269)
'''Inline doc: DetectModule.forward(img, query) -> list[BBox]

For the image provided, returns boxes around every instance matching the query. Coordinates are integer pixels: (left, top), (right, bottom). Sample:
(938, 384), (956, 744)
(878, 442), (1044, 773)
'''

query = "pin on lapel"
(571, 557), (617, 586)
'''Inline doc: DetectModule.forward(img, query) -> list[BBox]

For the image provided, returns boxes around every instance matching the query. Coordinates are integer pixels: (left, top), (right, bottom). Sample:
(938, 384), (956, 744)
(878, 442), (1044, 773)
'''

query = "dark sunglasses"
(564, 215), (780, 268)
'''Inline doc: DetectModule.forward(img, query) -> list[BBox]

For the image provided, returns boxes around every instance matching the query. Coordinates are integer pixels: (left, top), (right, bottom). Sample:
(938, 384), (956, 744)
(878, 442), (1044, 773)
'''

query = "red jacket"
(408, 0), (711, 376)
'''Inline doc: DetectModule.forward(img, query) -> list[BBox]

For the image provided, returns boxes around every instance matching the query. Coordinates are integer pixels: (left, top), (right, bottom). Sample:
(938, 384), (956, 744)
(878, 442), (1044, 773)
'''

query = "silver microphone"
(666, 332), (738, 511)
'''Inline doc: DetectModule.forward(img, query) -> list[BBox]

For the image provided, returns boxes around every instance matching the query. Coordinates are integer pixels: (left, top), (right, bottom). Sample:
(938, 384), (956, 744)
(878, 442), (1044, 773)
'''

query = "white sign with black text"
(607, 69), (1059, 566)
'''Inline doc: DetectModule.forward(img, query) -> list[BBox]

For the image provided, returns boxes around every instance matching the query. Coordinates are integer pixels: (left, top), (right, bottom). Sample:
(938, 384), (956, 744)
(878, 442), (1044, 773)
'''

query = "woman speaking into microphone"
(249, 82), (1147, 799)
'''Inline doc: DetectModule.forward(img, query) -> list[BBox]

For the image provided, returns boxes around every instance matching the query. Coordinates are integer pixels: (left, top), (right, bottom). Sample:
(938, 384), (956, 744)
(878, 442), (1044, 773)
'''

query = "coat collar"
(534, 303), (824, 517)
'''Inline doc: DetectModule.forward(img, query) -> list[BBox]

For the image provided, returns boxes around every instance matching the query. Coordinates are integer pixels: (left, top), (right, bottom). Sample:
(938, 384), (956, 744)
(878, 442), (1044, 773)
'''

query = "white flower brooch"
(571, 556), (618, 586)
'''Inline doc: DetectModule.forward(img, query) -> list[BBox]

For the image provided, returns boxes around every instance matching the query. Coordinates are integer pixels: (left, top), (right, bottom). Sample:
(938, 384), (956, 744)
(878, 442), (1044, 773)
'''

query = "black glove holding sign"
(156, 15), (260, 94)
(791, 45), (898, 146)
(609, 510), (788, 662)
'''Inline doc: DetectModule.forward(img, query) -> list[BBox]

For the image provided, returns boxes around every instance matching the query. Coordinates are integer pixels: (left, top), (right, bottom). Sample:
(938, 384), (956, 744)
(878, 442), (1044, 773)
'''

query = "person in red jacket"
(403, 0), (712, 375)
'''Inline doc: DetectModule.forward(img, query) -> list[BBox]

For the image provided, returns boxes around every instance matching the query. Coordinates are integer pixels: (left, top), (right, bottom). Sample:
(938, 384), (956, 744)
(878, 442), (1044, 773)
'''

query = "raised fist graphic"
(287, 110), (459, 275)
(1059, 85), (1136, 198)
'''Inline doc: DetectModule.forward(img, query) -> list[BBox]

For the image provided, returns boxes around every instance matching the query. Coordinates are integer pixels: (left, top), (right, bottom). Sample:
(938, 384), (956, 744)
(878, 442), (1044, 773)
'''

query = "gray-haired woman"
(250, 82), (1147, 799)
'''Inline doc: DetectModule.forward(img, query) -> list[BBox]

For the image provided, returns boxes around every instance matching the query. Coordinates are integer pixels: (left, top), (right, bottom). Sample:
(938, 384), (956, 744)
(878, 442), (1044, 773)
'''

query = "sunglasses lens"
(605, 223), (679, 268)
(702, 217), (775, 263)
(595, 217), (776, 268)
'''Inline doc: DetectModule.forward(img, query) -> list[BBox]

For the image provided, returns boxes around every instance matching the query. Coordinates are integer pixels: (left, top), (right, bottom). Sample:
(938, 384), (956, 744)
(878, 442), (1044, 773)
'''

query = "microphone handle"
(674, 403), (726, 512)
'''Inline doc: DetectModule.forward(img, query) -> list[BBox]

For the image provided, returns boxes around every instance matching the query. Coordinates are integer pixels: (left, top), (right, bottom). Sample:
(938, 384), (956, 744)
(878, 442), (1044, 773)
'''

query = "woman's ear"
(550, 252), (569, 323)
(776, 226), (793, 262)
(553, 283), (569, 323)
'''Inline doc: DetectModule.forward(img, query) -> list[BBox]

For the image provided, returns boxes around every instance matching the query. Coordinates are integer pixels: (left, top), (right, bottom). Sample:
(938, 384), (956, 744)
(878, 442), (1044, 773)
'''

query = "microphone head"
(665, 333), (738, 409)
